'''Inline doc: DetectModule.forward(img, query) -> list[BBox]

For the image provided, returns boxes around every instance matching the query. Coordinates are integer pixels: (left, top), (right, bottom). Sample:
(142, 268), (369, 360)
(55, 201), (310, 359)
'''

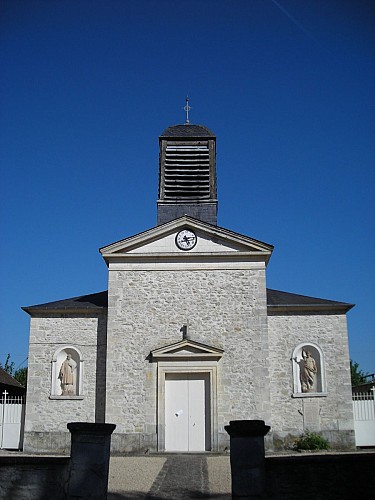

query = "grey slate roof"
(22, 289), (354, 314)
(160, 124), (215, 138)
(267, 288), (354, 312)
(22, 291), (108, 314)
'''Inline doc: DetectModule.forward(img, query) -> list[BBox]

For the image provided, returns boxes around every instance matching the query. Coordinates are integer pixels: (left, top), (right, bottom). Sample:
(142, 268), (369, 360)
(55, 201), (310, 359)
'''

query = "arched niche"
(51, 346), (84, 398)
(292, 342), (327, 397)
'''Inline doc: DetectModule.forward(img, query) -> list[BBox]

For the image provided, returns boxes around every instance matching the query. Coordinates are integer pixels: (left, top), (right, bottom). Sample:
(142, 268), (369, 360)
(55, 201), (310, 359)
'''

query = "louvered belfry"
(157, 124), (217, 225)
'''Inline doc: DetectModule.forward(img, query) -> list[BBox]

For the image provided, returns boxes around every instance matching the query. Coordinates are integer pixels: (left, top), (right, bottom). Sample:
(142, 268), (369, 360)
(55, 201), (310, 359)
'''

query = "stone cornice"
(267, 303), (354, 314)
(22, 307), (107, 317)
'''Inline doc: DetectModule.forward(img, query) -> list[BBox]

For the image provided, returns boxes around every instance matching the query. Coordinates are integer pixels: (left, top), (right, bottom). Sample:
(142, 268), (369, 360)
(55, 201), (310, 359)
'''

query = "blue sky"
(1, 0), (374, 374)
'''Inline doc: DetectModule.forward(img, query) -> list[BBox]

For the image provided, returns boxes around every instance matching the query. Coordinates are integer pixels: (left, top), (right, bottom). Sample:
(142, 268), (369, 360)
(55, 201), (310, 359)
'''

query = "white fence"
(353, 391), (375, 447)
(2, 389), (374, 450)
(0, 390), (25, 450)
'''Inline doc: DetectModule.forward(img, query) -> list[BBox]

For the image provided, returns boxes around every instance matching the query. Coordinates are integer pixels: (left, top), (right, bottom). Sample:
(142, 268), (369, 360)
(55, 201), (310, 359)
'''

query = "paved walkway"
(108, 454), (231, 499)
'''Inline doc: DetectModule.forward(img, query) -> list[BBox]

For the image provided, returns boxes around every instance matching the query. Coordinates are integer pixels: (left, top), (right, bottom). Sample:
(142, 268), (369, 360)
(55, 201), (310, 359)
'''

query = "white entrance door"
(165, 373), (210, 452)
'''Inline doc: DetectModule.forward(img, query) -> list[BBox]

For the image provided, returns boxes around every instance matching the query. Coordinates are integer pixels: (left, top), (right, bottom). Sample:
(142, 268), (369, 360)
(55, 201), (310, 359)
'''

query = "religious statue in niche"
(58, 354), (77, 396)
(299, 349), (318, 393)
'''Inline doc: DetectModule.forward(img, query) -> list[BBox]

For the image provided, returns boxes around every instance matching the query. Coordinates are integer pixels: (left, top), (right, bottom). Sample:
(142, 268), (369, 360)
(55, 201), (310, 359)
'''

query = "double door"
(165, 373), (210, 452)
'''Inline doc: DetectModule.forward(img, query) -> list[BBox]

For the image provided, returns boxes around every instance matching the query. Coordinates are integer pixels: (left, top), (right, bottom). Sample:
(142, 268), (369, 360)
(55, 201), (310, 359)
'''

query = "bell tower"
(157, 101), (217, 225)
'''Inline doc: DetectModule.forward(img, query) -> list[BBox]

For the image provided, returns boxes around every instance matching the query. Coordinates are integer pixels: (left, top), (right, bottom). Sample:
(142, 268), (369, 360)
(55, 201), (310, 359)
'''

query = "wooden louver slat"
(164, 144), (210, 200)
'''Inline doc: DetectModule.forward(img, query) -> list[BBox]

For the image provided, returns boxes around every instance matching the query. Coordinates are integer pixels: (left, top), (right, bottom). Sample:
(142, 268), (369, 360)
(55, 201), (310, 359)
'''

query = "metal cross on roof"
(184, 96), (191, 124)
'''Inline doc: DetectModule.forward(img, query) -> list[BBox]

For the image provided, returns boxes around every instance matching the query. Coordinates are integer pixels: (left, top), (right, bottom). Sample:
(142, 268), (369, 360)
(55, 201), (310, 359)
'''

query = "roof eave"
(101, 251), (272, 266)
(267, 303), (355, 314)
(22, 306), (107, 317)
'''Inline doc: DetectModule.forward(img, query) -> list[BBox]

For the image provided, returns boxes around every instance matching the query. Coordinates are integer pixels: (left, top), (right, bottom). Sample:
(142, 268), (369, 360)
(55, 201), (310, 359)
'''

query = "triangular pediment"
(151, 339), (224, 361)
(100, 216), (273, 263)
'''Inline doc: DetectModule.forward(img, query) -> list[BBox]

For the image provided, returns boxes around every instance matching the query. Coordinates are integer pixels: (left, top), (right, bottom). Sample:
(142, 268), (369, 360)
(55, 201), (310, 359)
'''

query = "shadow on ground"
(108, 492), (231, 499)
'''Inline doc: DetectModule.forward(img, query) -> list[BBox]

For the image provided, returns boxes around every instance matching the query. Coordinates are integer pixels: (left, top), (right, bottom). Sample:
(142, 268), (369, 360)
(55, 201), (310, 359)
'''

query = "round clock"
(175, 229), (197, 251)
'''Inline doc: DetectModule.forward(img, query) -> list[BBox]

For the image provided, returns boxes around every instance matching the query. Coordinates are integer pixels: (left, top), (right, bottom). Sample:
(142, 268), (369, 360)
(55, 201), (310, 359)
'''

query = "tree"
(14, 367), (28, 388)
(350, 359), (368, 386)
(0, 353), (14, 375)
(0, 353), (28, 387)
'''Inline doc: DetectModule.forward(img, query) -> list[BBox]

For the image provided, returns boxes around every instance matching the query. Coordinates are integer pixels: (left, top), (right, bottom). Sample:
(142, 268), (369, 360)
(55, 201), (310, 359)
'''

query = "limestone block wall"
(106, 266), (270, 452)
(267, 312), (355, 450)
(24, 313), (107, 453)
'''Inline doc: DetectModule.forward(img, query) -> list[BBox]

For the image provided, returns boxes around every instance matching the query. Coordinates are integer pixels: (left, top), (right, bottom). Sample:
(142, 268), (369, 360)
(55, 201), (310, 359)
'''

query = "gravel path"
(108, 455), (231, 499)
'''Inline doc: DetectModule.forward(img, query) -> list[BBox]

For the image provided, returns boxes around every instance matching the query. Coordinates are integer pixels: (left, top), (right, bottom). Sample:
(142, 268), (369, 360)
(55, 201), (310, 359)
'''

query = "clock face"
(175, 229), (197, 251)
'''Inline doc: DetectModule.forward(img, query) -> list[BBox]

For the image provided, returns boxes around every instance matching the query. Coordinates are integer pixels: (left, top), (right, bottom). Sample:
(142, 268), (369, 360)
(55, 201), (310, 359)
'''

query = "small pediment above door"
(151, 339), (224, 361)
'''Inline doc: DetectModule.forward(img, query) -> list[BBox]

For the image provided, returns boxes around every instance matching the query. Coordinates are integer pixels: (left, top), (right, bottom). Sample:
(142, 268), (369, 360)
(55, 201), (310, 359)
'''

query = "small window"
(292, 343), (326, 396)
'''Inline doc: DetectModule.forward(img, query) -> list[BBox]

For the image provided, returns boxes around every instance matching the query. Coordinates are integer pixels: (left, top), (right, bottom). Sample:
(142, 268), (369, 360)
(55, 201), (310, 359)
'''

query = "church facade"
(22, 123), (355, 454)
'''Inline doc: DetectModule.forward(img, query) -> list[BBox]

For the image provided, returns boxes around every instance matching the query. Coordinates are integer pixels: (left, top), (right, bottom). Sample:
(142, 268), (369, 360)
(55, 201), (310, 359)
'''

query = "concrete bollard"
(225, 420), (270, 499)
(67, 422), (116, 499)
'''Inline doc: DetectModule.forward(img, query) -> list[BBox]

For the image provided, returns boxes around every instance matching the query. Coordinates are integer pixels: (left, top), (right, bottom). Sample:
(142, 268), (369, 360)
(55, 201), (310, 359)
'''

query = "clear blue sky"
(1, 0), (374, 374)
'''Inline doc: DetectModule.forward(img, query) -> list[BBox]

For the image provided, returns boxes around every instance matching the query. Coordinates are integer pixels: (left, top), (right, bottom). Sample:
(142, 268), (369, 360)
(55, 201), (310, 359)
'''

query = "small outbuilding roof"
(0, 367), (24, 389)
(160, 124), (215, 138)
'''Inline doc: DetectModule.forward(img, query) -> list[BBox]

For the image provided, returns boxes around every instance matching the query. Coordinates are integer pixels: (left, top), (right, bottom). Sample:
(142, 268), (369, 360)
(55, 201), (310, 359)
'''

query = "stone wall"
(106, 266), (270, 452)
(23, 313), (107, 453)
(268, 312), (355, 450)
(226, 420), (372, 498)
(265, 452), (375, 499)
(0, 423), (115, 499)
(0, 456), (69, 499)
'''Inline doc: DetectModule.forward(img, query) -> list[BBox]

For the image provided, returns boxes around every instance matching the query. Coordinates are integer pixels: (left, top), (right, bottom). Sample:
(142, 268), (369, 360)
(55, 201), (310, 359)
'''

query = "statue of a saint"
(59, 354), (77, 395)
(300, 349), (317, 393)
